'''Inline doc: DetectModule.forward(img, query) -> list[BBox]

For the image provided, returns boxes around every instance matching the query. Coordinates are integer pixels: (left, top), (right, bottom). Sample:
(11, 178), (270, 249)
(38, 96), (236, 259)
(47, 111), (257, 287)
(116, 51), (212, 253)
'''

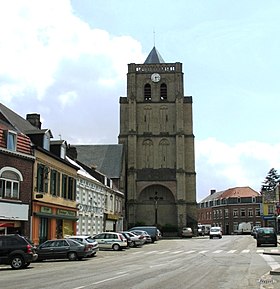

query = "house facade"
(0, 108), (35, 236)
(198, 187), (263, 234)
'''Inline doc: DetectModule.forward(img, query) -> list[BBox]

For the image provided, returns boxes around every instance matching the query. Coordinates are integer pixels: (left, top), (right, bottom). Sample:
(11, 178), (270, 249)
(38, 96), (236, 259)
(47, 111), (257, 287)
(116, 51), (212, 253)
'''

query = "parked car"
(118, 232), (133, 248)
(66, 235), (99, 256)
(91, 232), (127, 251)
(209, 227), (222, 239)
(251, 226), (261, 239)
(0, 234), (38, 269)
(129, 230), (152, 243)
(256, 227), (277, 247)
(129, 226), (159, 243)
(36, 239), (92, 261)
(120, 231), (145, 247)
(181, 227), (193, 238)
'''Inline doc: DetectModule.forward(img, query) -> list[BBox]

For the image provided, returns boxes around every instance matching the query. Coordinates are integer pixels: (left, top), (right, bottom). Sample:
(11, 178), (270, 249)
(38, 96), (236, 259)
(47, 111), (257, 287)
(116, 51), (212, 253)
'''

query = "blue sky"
(1, 0), (280, 201)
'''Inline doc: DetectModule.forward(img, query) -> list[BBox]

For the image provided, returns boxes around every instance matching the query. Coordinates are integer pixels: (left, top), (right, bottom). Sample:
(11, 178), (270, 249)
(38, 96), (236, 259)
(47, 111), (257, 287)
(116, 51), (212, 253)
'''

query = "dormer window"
(43, 132), (51, 150)
(144, 84), (151, 101)
(160, 83), (167, 100)
(6, 130), (17, 151)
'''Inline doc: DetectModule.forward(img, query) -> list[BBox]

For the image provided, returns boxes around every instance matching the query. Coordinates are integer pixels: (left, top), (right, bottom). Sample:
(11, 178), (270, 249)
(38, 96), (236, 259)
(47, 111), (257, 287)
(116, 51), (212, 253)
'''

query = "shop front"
(0, 202), (29, 236)
(32, 203), (78, 245)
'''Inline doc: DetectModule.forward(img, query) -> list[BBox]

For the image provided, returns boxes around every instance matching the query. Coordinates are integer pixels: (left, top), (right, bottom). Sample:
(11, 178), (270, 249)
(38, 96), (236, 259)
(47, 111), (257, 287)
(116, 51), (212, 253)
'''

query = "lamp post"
(150, 192), (163, 227)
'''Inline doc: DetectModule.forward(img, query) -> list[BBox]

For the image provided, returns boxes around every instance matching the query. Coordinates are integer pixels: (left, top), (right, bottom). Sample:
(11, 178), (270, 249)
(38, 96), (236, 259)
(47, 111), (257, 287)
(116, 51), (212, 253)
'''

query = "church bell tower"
(119, 46), (197, 232)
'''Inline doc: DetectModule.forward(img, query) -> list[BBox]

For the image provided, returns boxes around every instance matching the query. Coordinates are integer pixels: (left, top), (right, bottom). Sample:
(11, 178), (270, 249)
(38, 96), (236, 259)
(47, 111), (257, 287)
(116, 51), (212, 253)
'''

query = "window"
(144, 84), (151, 101)
(255, 208), (260, 216)
(240, 208), (246, 217)
(50, 170), (60, 196)
(233, 209), (238, 217)
(7, 131), (17, 151)
(268, 205), (274, 214)
(224, 209), (229, 218)
(62, 174), (68, 198)
(37, 164), (49, 193)
(0, 169), (22, 199)
(248, 209), (253, 217)
(160, 83), (167, 100)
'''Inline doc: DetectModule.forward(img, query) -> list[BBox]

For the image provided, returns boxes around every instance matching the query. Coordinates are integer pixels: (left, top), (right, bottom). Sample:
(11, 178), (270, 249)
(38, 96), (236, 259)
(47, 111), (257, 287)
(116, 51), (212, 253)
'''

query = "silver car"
(92, 232), (127, 251)
(66, 236), (99, 257)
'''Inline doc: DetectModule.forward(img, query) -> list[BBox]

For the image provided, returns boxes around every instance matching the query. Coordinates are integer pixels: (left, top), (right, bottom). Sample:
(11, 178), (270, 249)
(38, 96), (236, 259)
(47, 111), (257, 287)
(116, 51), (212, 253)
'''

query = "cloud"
(196, 138), (280, 200)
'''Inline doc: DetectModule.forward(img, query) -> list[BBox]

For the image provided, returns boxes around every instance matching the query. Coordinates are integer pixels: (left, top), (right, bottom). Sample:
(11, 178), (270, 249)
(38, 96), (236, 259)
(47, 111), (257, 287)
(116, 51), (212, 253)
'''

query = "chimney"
(66, 145), (77, 161)
(26, 113), (41, 129)
(210, 189), (216, 195)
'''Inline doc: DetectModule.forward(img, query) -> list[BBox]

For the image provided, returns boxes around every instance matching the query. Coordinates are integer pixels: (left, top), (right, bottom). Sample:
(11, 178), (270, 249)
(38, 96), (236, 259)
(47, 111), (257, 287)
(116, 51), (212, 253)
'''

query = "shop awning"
(0, 222), (14, 227)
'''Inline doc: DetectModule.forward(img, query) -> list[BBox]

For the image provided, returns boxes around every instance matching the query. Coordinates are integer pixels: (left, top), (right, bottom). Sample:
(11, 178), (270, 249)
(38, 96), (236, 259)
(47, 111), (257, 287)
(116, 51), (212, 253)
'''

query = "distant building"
(197, 187), (263, 234)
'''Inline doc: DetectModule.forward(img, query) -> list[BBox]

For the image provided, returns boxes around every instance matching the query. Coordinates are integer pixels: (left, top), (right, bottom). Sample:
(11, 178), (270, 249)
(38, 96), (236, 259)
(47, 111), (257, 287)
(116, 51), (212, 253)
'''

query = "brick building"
(197, 186), (263, 234)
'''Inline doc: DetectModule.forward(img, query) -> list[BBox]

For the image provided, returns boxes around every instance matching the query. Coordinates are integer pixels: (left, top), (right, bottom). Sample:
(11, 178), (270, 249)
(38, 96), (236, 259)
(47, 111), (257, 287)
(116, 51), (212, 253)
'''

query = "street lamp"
(149, 192), (163, 227)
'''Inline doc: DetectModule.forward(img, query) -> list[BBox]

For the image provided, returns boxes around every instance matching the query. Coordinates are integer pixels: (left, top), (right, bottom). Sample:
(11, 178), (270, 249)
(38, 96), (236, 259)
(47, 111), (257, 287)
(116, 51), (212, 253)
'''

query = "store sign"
(57, 209), (76, 217)
(41, 206), (52, 214)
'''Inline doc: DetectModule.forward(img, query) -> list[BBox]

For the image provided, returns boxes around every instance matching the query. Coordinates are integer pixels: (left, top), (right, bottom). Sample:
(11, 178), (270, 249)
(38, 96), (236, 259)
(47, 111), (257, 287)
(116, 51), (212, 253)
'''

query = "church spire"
(144, 46), (165, 64)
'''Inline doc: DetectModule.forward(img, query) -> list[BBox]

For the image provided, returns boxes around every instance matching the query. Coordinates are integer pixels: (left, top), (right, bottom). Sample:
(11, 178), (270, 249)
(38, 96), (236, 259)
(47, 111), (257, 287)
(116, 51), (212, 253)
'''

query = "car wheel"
(209, 236), (212, 239)
(10, 255), (24, 269)
(68, 252), (78, 261)
(274, 243), (278, 247)
(112, 244), (120, 251)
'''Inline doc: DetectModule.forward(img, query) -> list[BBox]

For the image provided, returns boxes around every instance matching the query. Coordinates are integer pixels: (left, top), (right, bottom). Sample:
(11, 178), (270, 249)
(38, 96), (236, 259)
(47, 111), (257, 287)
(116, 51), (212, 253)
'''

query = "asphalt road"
(1, 235), (280, 289)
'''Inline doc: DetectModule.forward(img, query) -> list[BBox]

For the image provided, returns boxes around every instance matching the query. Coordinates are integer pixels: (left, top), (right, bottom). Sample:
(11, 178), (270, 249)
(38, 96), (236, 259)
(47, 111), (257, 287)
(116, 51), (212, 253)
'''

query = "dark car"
(256, 227), (277, 247)
(128, 226), (159, 243)
(36, 238), (91, 261)
(0, 234), (38, 269)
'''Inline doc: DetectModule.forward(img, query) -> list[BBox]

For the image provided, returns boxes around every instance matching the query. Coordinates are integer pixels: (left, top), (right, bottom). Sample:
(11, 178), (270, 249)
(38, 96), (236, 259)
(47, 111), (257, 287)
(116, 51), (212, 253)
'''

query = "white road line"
(158, 251), (170, 254)
(227, 250), (237, 253)
(241, 249), (250, 253)
(261, 254), (280, 271)
(198, 250), (208, 254)
(271, 249), (279, 253)
(213, 250), (223, 254)
(171, 250), (183, 254)
(257, 249), (264, 253)
(144, 250), (158, 255)
(184, 250), (196, 254)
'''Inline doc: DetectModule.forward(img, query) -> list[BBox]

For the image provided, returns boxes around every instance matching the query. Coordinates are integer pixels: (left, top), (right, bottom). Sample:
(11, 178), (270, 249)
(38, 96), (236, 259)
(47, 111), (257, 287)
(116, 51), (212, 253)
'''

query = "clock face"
(151, 73), (161, 82)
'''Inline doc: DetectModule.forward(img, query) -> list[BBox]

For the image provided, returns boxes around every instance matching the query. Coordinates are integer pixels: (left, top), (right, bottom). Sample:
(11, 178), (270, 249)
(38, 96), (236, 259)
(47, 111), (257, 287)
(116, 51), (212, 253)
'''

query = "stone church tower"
(119, 46), (197, 232)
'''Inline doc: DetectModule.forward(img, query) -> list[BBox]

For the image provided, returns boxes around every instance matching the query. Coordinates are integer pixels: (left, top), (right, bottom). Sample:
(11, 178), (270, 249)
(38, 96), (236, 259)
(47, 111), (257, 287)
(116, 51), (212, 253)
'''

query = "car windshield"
(211, 228), (220, 232)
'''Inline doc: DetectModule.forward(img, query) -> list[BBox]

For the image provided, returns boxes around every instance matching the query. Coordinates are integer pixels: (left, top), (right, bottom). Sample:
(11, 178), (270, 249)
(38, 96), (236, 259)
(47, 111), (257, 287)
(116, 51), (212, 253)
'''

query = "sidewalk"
(263, 235), (280, 275)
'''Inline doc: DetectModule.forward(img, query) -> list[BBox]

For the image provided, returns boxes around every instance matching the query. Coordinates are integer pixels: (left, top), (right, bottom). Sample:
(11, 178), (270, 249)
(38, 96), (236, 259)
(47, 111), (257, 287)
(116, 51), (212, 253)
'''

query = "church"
(119, 46), (197, 232)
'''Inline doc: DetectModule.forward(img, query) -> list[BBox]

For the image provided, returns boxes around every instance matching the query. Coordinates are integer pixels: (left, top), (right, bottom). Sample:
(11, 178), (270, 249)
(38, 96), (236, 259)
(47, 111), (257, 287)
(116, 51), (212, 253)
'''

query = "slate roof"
(199, 186), (260, 203)
(74, 145), (123, 179)
(144, 46), (165, 64)
(0, 103), (36, 133)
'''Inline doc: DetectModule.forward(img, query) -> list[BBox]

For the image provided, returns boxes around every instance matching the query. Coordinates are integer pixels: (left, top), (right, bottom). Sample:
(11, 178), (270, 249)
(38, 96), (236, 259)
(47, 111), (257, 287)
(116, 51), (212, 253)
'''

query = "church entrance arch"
(136, 185), (177, 228)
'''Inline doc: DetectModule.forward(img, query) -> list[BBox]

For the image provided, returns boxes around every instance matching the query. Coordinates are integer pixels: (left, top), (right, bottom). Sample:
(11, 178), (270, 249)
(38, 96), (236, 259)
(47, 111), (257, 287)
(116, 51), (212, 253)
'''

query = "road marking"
(271, 249), (279, 253)
(261, 254), (280, 271)
(241, 249), (250, 253)
(198, 250), (208, 254)
(171, 250), (183, 254)
(158, 251), (170, 254)
(257, 249), (264, 253)
(184, 250), (196, 254)
(213, 250), (223, 254)
(227, 250), (237, 253)
(144, 250), (158, 255)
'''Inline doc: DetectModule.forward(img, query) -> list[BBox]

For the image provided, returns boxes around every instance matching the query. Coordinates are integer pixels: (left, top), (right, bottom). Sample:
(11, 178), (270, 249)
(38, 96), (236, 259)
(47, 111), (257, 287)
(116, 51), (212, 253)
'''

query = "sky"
(1, 0), (280, 201)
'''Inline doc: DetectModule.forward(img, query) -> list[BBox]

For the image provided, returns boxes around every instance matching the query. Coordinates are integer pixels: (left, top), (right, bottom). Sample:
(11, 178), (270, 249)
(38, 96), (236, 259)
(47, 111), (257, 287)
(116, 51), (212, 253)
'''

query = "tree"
(261, 168), (280, 202)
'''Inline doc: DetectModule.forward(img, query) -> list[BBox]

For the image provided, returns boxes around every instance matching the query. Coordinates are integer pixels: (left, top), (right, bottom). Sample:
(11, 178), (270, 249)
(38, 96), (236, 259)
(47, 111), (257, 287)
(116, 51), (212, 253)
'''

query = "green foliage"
(261, 168), (280, 193)
(161, 224), (178, 233)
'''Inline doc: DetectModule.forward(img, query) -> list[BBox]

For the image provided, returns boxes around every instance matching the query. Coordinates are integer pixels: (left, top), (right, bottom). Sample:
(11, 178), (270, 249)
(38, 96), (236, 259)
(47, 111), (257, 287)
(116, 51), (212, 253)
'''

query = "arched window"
(144, 84), (151, 101)
(143, 139), (153, 168)
(160, 83), (167, 100)
(0, 167), (23, 199)
(159, 139), (169, 168)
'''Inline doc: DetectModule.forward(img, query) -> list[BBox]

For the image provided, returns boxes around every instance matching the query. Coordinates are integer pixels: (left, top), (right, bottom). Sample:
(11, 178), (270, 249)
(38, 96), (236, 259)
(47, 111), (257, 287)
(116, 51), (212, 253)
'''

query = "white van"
(209, 227), (222, 239)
